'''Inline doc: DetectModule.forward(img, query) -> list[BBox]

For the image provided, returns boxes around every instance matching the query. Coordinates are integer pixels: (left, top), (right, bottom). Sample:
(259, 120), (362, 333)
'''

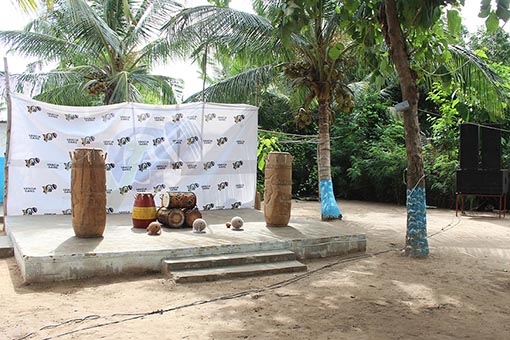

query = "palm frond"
(185, 64), (282, 103)
(164, 6), (282, 60)
(0, 30), (91, 62)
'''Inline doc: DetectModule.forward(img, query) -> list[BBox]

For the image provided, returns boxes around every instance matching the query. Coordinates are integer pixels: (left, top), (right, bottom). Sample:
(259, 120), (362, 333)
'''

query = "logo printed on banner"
(64, 161), (72, 170)
(231, 201), (242, 209)
(154, 115), (166, 122)
(217, 181), (229, 191)
(84, 117), (96, 122)
(117, 136), (130, 146)
(188, 115), (198, 121)
(81, 136), (95, 145)
(217, 137), (228, 146)
(67, 138), (79, 144)
(47, 162), (60, 169)
(25, 157), (40, 168)
(103, 140), (114, 146)
(234, 114), (245, 123)
(136, 187), (149, 192)
(201, 185), (211, 190)
(65, 113), (79, 121)
(102, 112), (115, 122)
(217, 116), (227, 122)
(121, 165), (133, 171)
(172, 113), (183, 122)
(62, 208), (72, 215)
(156, 164), (168, 170)
(187, 163), (197, 170)
(203, 203), (214, 210)
(106, 189), (112, 194)
(29, 134), (41, 141)
(137, 112), (150, 122)
(187, 182), (199, 191)
(119, 185), (133, 195)
(203, 139), (213, 145)
(153, 137), (165, 146)
(22, 207), (38, 215)
(42, 184), (57, 194)
(43, 132), (57, 142)
(106, 207), (114, 214)
(153, 184), (166, 192)
(172, 139), (183, 145)
(205, 113), (216, 122)
(235, 184), (245, 189)
(171, 161), (183, 169)
(236, 140), (246, 145)
(63, 188), (71, 194)
(232, 160), (243, 169)
(105, 163), (115, 171)
(23, 187), (36, 193)
(27, 105), (41, 114)
(168, 186), (179, 191)
(138, 162), (152, 172)
(137, 140), (150, 146)
(47, 112), (59, 119)
(187, 136), (199, 145)
(217, 163), (227, 169)
(203, 161), (215, 170)
(121, 115), (131, 121)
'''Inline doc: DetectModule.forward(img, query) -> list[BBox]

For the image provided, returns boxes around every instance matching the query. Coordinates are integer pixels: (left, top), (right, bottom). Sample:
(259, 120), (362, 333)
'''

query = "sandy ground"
(1, 200), (509, 340)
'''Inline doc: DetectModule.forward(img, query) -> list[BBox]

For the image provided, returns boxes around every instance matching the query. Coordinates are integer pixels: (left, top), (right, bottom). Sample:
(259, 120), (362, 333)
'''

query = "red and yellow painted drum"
(132, 192), (157, 228)
(160, 192), (197, 209)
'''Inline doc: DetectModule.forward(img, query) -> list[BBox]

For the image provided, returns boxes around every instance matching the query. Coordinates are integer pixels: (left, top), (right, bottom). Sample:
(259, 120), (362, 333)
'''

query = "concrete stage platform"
(5, 208), (366, 283)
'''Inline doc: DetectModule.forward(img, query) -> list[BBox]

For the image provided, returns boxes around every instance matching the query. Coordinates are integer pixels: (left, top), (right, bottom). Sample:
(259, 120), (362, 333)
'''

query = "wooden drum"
(71, 148), (107, 238)
(184, 208), (202, 227)
(264, 152), (293, 227)
(160, 192), (197, 209)
(157, 207), (185, 228)
(132, 192), (157, 228)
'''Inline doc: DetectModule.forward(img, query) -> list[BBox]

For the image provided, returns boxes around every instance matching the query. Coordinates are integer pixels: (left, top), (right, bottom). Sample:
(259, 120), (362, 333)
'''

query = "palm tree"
(1, 0), (183, 105)
(165, 1), (356, 220)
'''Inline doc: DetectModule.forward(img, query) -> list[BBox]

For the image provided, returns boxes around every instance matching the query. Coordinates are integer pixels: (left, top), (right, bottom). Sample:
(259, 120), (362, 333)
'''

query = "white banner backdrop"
(7, 94), (258, 216)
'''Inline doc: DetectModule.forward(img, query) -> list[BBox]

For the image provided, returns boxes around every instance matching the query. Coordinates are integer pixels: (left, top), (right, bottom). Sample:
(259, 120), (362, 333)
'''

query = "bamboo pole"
(3, 57), (12, 231)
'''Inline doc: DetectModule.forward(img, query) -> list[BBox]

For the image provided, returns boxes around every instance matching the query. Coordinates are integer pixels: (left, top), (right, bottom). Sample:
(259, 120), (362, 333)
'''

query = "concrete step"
(0, 235), (14, 258)
(168, 260), (307, 283)
(162, 249), (297, 272)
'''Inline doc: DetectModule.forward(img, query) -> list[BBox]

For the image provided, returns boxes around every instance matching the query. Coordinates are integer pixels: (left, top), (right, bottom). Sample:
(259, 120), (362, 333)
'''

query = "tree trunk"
(317, 91), (342, 220)
(383, 0), (429, 257)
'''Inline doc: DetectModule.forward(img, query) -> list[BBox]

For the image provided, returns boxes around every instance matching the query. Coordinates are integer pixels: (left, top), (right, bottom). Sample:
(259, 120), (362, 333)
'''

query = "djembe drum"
(264, 152), (293, 227)
(132, 192), (157, 228)
(71, 148), (107, 238)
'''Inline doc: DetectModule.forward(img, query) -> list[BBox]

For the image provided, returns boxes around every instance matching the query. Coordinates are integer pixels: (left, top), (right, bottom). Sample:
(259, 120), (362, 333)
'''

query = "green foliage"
(257, 135), (281, 172)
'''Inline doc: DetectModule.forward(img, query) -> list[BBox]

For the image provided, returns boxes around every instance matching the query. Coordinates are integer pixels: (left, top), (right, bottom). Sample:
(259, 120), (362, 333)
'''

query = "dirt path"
(1, 200), (509, 340)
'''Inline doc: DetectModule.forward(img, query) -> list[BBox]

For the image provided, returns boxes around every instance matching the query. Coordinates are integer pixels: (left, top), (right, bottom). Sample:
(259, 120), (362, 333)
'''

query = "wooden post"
(3, 57), (12, 231)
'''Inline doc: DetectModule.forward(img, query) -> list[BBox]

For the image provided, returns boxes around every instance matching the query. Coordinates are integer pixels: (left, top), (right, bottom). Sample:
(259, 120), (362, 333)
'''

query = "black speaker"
(459, 124), (479, 170)
(456, 169), (508, 195)
(480, 125), (501, 170)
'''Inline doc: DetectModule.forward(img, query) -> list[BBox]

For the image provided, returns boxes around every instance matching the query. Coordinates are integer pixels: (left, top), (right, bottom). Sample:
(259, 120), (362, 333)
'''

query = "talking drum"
(71, 148), (107, 238)
(264, 152), (293, 227)
(157, 207), (185, 228)
(132, 192), (157, 228)
(160, 192), (197, 209)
